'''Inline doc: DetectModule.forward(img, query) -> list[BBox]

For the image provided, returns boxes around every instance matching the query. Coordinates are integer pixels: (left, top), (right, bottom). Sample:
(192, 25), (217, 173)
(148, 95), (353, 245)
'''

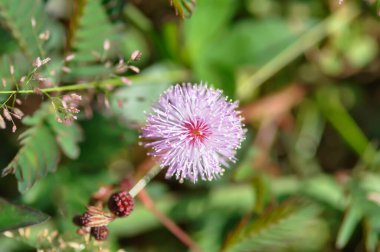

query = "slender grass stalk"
(237, 3), (360, 98)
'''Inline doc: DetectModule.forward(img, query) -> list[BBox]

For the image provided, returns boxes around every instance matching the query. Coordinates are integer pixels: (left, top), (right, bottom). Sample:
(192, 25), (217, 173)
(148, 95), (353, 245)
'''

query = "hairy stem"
(0, 68), (189, 95)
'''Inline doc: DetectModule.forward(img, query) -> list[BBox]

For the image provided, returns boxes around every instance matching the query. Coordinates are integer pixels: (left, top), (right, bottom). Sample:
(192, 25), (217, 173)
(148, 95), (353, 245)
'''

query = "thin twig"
(125, 158), (203, 251)
(0, 68), (189, 95)
(138, 189), (204, 252)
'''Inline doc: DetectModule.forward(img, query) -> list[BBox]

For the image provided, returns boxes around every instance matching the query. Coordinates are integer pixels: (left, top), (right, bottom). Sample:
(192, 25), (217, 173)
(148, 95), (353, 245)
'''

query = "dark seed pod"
(73, 212), (91, 227)
(107, 191), (134, 217)
(72, 215), (83, 226)
(90, 226), (109, 241)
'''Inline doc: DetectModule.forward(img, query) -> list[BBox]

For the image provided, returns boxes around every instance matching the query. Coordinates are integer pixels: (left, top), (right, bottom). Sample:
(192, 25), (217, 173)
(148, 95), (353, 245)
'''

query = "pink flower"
(142, 83), (245, 183)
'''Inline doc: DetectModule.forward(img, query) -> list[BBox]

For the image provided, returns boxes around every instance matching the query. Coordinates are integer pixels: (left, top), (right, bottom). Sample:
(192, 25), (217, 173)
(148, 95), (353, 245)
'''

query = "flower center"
(183, 118), (211, 144)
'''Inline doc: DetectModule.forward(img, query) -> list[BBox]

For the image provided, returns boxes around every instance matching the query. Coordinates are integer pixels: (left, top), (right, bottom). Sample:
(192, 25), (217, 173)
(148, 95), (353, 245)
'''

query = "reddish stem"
(137, 189), (204, 252)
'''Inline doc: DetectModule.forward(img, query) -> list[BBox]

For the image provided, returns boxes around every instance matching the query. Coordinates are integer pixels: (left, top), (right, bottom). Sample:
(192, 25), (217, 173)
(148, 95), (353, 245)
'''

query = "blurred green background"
(1, 0), (380, 251)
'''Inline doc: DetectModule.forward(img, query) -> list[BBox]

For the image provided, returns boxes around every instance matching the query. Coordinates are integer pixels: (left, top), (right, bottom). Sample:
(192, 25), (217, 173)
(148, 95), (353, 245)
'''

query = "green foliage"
(222, 200), (325, 252)
(46, 116), (82, 159)
(0, 53), (29, 102)
(0, 198), (49, 232)
(336, 204), (362, 249)
(0, 0), (64, 101)
(67, 0), (122, 79)
(2, 104), (82, 193)
(182, 0), (299, 97)
(0, 0), (59, 59)
(2, 0), (380, 251)
(336, 174), (380, 250)
(316, 86), (374, 157)
(111, 184), (255, 236)
(171, 0), (196, 18)
(301, 175), (346, 210)
(111, 63), (185, 123)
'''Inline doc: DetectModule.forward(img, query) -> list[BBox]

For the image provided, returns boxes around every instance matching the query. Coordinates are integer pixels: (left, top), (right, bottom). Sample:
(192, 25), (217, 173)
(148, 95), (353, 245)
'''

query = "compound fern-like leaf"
(47, 115), (83, 159)
(222, 200), (322, 252)
(0, 0), (54, 59)
(2, 123), (59, 193)
(67, 0), (121, 80)
(2, 103), (83, 193)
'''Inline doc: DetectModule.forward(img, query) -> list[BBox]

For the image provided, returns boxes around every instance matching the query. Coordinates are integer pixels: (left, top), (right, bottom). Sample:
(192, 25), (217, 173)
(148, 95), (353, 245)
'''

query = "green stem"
(0, 68), (189, 95)
(0, 93), (14, 108)
(0, 79), (120, 94)
(237, 3), (360, 98)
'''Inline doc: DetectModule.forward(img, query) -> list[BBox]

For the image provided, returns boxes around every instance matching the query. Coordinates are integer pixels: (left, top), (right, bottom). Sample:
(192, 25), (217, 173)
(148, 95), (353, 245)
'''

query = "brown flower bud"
(90, 226), (109, 241)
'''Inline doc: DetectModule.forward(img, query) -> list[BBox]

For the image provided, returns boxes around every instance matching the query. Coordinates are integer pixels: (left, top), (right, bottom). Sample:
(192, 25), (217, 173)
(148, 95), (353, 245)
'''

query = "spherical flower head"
(142, 83), (246, 183)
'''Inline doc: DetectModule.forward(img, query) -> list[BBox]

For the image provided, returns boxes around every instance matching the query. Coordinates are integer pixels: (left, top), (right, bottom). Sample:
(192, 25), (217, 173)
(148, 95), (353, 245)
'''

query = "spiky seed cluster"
(142, 83), (246, 183)
(90, 226), (109, 241)
(73, 213), (90, 227)
(107, 191), (134, 217)
(73, 192), (135, 241)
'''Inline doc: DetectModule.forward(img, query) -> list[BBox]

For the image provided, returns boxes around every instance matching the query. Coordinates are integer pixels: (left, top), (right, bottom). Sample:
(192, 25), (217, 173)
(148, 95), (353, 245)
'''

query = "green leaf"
(170, 0), (196, 18)
(222, 200), (324, 252)
(22, 103), (53, 126)
(2, 103), (83, 193)
(302, 175), (346, 210)
(0, 53), (30, 96)
(111, 82), (170, 124)
(2, 124), (60, 193)
(47, 116), (83, 159)
(336, 205), (362, 249)
(0, 0), (60, 59)
(184, 0), (235, 63)
(111, 63), (187, 124)
(67, 0), (121, 80)
(364, 219), (379, 252)
(316, 86), (375, 158)
(334, 175), (380, 249)
(184, 10), (299, 96)
(0, 27), (17, 54)
(0, 198), (49, 232)
(197, 213), (228, 252)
